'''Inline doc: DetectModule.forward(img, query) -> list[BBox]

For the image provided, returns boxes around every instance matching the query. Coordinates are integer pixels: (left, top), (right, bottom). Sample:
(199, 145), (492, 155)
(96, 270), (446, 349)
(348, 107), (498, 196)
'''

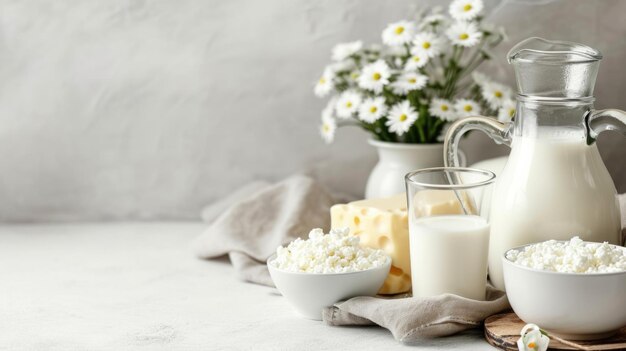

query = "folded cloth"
(323, 286), (509, 342)
(194, 175), (339, 286)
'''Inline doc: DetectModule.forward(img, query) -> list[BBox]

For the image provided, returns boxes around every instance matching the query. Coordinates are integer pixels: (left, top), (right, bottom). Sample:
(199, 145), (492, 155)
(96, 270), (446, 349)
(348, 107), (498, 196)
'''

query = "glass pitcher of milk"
(443, 37), (626, 290)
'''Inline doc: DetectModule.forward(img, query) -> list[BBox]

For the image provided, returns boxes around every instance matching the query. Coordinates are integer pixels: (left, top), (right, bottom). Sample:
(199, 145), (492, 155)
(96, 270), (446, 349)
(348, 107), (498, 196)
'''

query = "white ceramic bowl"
(267, 254), (391, 320)
(502, 243), (626, 340)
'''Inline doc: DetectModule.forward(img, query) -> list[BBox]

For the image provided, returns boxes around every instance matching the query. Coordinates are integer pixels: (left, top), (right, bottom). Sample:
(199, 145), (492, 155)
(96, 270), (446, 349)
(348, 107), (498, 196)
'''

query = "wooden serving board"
(484, 312), (626, 351)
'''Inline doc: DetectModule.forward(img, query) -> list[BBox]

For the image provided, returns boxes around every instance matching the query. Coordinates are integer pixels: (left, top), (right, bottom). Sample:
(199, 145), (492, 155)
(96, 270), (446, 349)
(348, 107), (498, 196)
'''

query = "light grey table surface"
(0, 222), (497, 351)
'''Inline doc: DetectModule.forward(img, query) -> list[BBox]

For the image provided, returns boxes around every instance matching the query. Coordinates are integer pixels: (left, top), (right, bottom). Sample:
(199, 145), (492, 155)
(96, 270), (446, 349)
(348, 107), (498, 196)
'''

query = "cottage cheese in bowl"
(502, 237), (626, 340)
(268, 228), (391, 320)
(505, 236), (626, 274)
(270, 228), (388, 274)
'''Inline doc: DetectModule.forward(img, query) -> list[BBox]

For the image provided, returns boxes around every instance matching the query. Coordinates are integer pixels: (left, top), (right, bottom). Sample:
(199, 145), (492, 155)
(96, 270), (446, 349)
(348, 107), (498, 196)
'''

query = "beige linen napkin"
(194, 175), (338, 286)
(323, 287), (509, 342)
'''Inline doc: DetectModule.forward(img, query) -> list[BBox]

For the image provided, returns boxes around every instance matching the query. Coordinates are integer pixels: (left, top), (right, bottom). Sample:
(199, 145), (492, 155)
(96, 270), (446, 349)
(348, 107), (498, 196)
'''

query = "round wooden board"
(484, 312), (626, 351)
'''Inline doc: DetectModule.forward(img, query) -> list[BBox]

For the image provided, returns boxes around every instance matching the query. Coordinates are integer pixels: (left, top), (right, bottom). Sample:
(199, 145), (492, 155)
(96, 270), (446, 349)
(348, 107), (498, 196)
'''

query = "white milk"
(489, 133), (622, 290)
(409, 215), (490, 300)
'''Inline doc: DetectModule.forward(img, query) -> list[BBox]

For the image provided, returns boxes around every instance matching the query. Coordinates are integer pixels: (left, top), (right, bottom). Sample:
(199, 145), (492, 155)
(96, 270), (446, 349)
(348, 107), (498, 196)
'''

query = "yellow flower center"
(422, 42), (431, 49)
(370, 106), (378, 113)
(464, 105), (473, 112)
(395, 26), (405, 35)
(373, 72), (381, 81)
(399, 114), (407, 121)
(322, 124), (330, 133)
(509, 109), (515, 117)
(413, 56), (421, 62)
(408, 78), (417, 84)
(463, 4), (473, 11)
(494, 91), (503, 98)
(441, 105), (449, 111)
(319, 77), (326, 84)
(459, 33), (469, 40)
(528, 342), (536, 349)
(346, 102), (353, 108)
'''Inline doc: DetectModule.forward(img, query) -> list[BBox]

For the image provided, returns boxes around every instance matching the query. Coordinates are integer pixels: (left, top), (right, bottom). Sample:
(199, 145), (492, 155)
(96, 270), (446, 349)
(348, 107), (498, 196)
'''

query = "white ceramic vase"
(365, 140), (449, 199)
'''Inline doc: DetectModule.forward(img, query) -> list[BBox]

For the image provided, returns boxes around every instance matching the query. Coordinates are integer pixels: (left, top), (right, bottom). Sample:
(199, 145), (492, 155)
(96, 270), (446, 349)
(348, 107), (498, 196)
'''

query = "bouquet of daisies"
(314, 0), (515, 144)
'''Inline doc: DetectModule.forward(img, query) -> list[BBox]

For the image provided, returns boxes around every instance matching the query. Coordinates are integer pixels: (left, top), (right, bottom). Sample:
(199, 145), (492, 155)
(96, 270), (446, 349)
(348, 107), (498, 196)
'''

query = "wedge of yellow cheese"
(331, 194), (410, 294)
(330, 191), (473, 295)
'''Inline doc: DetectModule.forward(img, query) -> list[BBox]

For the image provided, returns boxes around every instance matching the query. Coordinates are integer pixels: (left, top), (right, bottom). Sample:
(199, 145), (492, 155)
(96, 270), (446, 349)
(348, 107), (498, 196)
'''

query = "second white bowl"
(502, 243), (626, 340)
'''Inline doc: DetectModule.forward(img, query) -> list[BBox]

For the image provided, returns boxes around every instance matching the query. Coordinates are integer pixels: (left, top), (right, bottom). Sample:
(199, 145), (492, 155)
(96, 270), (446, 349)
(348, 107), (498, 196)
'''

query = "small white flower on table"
(517, 324), (549, 351)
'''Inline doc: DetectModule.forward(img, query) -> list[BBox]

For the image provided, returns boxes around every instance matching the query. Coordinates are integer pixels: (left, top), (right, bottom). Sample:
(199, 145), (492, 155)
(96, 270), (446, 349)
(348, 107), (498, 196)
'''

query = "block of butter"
(330, 191), (473, 295)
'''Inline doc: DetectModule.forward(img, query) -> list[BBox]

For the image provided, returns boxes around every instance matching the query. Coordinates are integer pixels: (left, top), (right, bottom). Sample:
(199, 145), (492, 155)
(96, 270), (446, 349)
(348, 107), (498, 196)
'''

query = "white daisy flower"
(454, 98), (481, 118)
(391, 72), (428, 95)
(331, 40), (363, 61)
(314, 67), (334, 98)
(358, 60), (391, 93)
(335, 91), (362, 119)
(382, 20), (416, 46)
(449, 0), (484, 21)
(429, 98), (457, 121)
(412, 32), (445, 58)
(405, 50), (430, 70)
(446, 21), (482, 47)
(481, 81), (513, 109)
(320, 117), (337, 144)
(497, 99), (516, 122)
(517, 324), (549, 351)
(358, 97), (387, 123)
(386, 101), (418, 136)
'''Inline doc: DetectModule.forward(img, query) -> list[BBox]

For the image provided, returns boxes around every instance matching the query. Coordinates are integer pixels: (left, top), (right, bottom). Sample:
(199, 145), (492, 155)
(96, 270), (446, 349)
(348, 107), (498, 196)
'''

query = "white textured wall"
(0, 0), (624, 221)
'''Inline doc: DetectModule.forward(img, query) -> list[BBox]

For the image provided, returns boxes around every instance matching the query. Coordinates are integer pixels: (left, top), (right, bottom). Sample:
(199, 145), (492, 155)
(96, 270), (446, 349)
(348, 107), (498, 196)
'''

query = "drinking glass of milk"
(405, 167), (496, 301)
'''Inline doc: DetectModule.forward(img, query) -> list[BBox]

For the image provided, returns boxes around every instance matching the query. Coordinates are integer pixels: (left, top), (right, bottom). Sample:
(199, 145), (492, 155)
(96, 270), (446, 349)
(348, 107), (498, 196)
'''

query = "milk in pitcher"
(488, 129), (621, 289)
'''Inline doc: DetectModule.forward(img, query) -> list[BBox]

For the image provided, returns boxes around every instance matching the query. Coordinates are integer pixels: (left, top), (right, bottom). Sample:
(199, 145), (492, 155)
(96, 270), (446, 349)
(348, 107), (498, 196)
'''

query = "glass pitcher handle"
(586, 109), (626, 144)
(443, 116), (512, 168)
